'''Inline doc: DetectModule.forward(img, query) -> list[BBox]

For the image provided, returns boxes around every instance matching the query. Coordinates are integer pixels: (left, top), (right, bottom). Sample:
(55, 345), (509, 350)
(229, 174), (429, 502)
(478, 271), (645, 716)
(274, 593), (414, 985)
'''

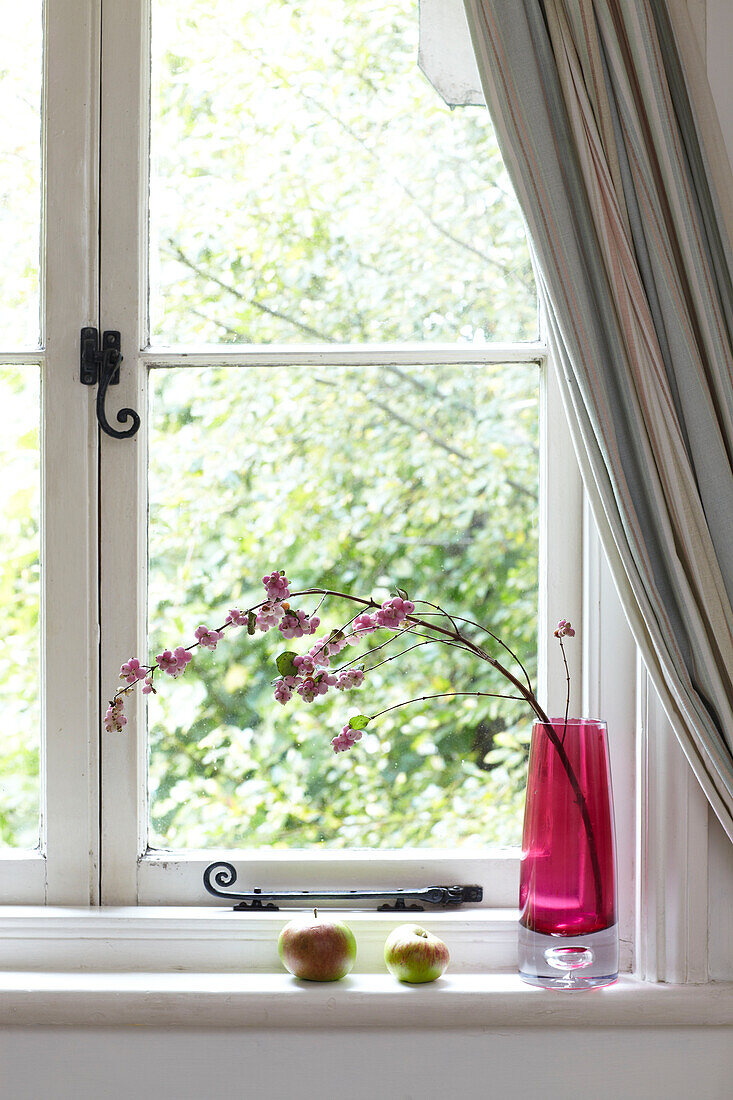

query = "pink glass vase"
(518, 718), (618, 989)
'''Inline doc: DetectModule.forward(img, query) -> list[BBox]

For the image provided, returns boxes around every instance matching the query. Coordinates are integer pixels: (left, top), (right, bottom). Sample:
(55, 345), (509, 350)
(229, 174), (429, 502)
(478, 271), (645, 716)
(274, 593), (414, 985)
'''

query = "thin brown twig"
(559, 636), (571, 744)
(370, 691), (526, 720)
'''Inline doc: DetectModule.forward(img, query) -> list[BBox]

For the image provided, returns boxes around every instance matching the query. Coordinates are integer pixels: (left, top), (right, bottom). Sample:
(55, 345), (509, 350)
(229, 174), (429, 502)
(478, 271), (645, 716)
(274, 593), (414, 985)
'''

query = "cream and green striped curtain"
(463, 0), (733, 834)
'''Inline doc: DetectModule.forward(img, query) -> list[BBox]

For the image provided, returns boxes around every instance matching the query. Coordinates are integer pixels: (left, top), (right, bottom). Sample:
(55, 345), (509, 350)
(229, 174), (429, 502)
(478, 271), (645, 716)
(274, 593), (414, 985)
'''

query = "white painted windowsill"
(0, 972), (731, 1029)
(0, 907), (727, 1028)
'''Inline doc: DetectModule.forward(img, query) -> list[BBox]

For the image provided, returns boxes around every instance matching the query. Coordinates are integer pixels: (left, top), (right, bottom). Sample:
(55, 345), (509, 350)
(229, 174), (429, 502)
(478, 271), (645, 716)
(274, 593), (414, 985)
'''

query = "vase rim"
(535, 716), (606, 726)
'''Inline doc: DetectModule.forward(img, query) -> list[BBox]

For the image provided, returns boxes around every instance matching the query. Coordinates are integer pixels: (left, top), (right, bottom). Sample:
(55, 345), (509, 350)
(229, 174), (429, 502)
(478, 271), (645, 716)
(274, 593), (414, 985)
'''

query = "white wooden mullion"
(42, 0), (101, 904)
(538, 354), (582, 718)
(0, 352), (45, 365)
(142, 342), (547, 368)
(582, 503), (638, 976)
(98, 0), (150, 904)
(635, 661), (709, 983)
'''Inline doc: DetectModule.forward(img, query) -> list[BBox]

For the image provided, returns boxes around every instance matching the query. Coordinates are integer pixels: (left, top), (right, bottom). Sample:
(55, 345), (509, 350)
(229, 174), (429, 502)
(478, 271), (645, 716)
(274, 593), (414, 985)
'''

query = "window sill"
(0, 971), (731, 1029)
(0, 907), (723, 1030)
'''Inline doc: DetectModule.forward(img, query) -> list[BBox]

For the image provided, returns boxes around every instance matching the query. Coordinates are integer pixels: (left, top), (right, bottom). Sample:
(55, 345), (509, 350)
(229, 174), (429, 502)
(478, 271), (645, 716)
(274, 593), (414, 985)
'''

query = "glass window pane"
(0, 365), (40, 848)
(149, 0), (537, 346)
(147, 363), (538, 849)
(0, 7), (43, 349)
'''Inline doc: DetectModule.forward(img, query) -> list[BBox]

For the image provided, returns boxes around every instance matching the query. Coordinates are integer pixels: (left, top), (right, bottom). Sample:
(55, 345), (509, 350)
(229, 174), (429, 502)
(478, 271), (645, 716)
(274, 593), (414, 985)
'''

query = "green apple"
(384, 924), (450, 983)
(278, 910), (356, 981)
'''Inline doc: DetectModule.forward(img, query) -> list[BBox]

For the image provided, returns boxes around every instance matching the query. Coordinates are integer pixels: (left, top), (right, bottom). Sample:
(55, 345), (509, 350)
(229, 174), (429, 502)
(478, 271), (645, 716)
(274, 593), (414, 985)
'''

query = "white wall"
(0, 1026), (732, 1100)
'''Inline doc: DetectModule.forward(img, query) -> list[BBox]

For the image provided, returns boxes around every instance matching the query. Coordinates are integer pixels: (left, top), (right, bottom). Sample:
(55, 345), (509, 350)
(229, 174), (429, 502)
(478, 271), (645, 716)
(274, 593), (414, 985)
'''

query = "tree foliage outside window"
(145, 0), (540, 851)
(149, 0), (537, 346)
(0, 367), (40, 848)
(0, 4), (42, 848)
(148, 363), (538, 849)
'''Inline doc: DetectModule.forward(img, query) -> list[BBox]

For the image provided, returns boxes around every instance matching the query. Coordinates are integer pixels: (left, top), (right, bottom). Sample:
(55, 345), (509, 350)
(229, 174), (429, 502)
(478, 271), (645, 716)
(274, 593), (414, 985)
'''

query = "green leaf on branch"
(247, 611), (257, 636)
(348, 714), (370, 731)
(276, 651), (298, 678)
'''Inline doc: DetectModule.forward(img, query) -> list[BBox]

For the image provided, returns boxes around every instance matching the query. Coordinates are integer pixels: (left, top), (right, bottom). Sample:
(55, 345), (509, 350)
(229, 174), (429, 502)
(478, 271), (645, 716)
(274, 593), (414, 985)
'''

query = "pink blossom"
(351, 613), (377, 638)
(104, 698), (127, 733)
(162, 647), (193, 678)
(142, 676), (155, 695)
(306, 615), (320, 635)
(156, 650), (179, 676)
(375, 596), (415, 631)
(310, 632), (346, 662)
(309, 642), (331, 668)
(119, 658), (147, 684)
(226, 608), (248, 626)
(293, 653), (317, 675)
(331, 725), (363, 753)
(273, 673), (302, 702)
(274, 678), (297, 704)
(255, 602), (282, 632)
(336, 668), (365, 691)
(297, 673), (336, 703)
(263, 571), (290, 602)
(279, 609), (318, 640)
(554, 619), (576, 638)
(195, 625), (224, 650)
(174, 646), (193, 671)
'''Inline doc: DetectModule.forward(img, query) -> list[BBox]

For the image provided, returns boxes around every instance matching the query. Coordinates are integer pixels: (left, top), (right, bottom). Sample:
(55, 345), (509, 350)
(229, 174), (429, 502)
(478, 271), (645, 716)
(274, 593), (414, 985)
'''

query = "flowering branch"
(106, 571), (600, 914)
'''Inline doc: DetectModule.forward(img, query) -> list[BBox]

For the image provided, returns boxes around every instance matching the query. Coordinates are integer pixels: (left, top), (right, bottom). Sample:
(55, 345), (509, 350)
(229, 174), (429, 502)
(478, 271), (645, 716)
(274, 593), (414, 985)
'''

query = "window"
(98, 0), (586, 908)
(3, 0), (583, 917)
(0, 0), (723, 997)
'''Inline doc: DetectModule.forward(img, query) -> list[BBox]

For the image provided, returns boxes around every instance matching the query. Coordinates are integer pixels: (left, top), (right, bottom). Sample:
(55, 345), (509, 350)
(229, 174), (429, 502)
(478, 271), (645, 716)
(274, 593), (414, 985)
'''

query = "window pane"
(0, 7), (42, 349)
(147, 363), (538, 849)
(149, 0), (537, 346)
(0, 365), (40, 848)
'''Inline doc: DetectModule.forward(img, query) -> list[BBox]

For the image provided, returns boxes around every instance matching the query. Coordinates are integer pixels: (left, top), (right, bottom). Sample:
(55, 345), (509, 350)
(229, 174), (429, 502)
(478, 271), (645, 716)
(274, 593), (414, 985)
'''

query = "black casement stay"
(80, 327), (141, 439)
(203, 861), (483, 911)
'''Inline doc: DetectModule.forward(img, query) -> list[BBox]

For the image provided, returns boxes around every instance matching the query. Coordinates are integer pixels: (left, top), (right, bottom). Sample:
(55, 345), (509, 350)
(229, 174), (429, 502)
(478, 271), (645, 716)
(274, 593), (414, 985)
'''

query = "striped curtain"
(463, 0), (733, 834)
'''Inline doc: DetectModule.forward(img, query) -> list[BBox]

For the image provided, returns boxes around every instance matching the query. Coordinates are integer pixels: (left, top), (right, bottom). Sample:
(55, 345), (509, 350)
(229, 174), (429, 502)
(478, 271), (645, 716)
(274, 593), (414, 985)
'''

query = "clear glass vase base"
(518, 924), (619, 990)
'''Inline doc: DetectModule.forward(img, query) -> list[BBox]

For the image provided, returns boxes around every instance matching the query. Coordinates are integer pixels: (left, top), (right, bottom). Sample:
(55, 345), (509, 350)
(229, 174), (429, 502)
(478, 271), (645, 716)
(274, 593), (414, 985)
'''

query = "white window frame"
(0, 0), (101, 906)
(100, 346), (582, 911)
(95, 0), (591, 917)
(0, 0), (715, 991)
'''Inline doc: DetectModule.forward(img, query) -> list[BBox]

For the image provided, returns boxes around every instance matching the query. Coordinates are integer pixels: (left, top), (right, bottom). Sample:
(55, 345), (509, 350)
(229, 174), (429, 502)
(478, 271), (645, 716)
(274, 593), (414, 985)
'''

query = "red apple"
(384, 924), (449, 983)
(278, 910), (356, 981)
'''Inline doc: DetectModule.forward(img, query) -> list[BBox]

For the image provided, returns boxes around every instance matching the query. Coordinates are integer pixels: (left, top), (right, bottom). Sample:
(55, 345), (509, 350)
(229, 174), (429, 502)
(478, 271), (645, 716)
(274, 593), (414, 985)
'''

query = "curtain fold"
(463, 0), (733, 834)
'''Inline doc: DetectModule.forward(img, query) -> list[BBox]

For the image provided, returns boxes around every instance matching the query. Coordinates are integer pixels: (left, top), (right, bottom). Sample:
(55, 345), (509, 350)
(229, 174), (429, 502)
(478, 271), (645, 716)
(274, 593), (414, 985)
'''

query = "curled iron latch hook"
(97, 342), (140, 439)
(80, 328), (141, 440)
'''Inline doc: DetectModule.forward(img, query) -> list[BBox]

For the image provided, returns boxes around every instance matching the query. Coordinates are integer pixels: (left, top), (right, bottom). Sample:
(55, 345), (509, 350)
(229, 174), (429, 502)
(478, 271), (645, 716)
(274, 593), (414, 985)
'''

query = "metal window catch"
(203, 861), (483, 911)
(80, 327), (141, 439)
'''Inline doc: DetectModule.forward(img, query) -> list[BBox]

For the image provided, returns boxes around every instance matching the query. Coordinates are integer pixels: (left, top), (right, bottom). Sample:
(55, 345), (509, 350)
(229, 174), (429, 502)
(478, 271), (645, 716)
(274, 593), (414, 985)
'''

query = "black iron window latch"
(203, 862), (483, 911)
(80, 327), (141, 439)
